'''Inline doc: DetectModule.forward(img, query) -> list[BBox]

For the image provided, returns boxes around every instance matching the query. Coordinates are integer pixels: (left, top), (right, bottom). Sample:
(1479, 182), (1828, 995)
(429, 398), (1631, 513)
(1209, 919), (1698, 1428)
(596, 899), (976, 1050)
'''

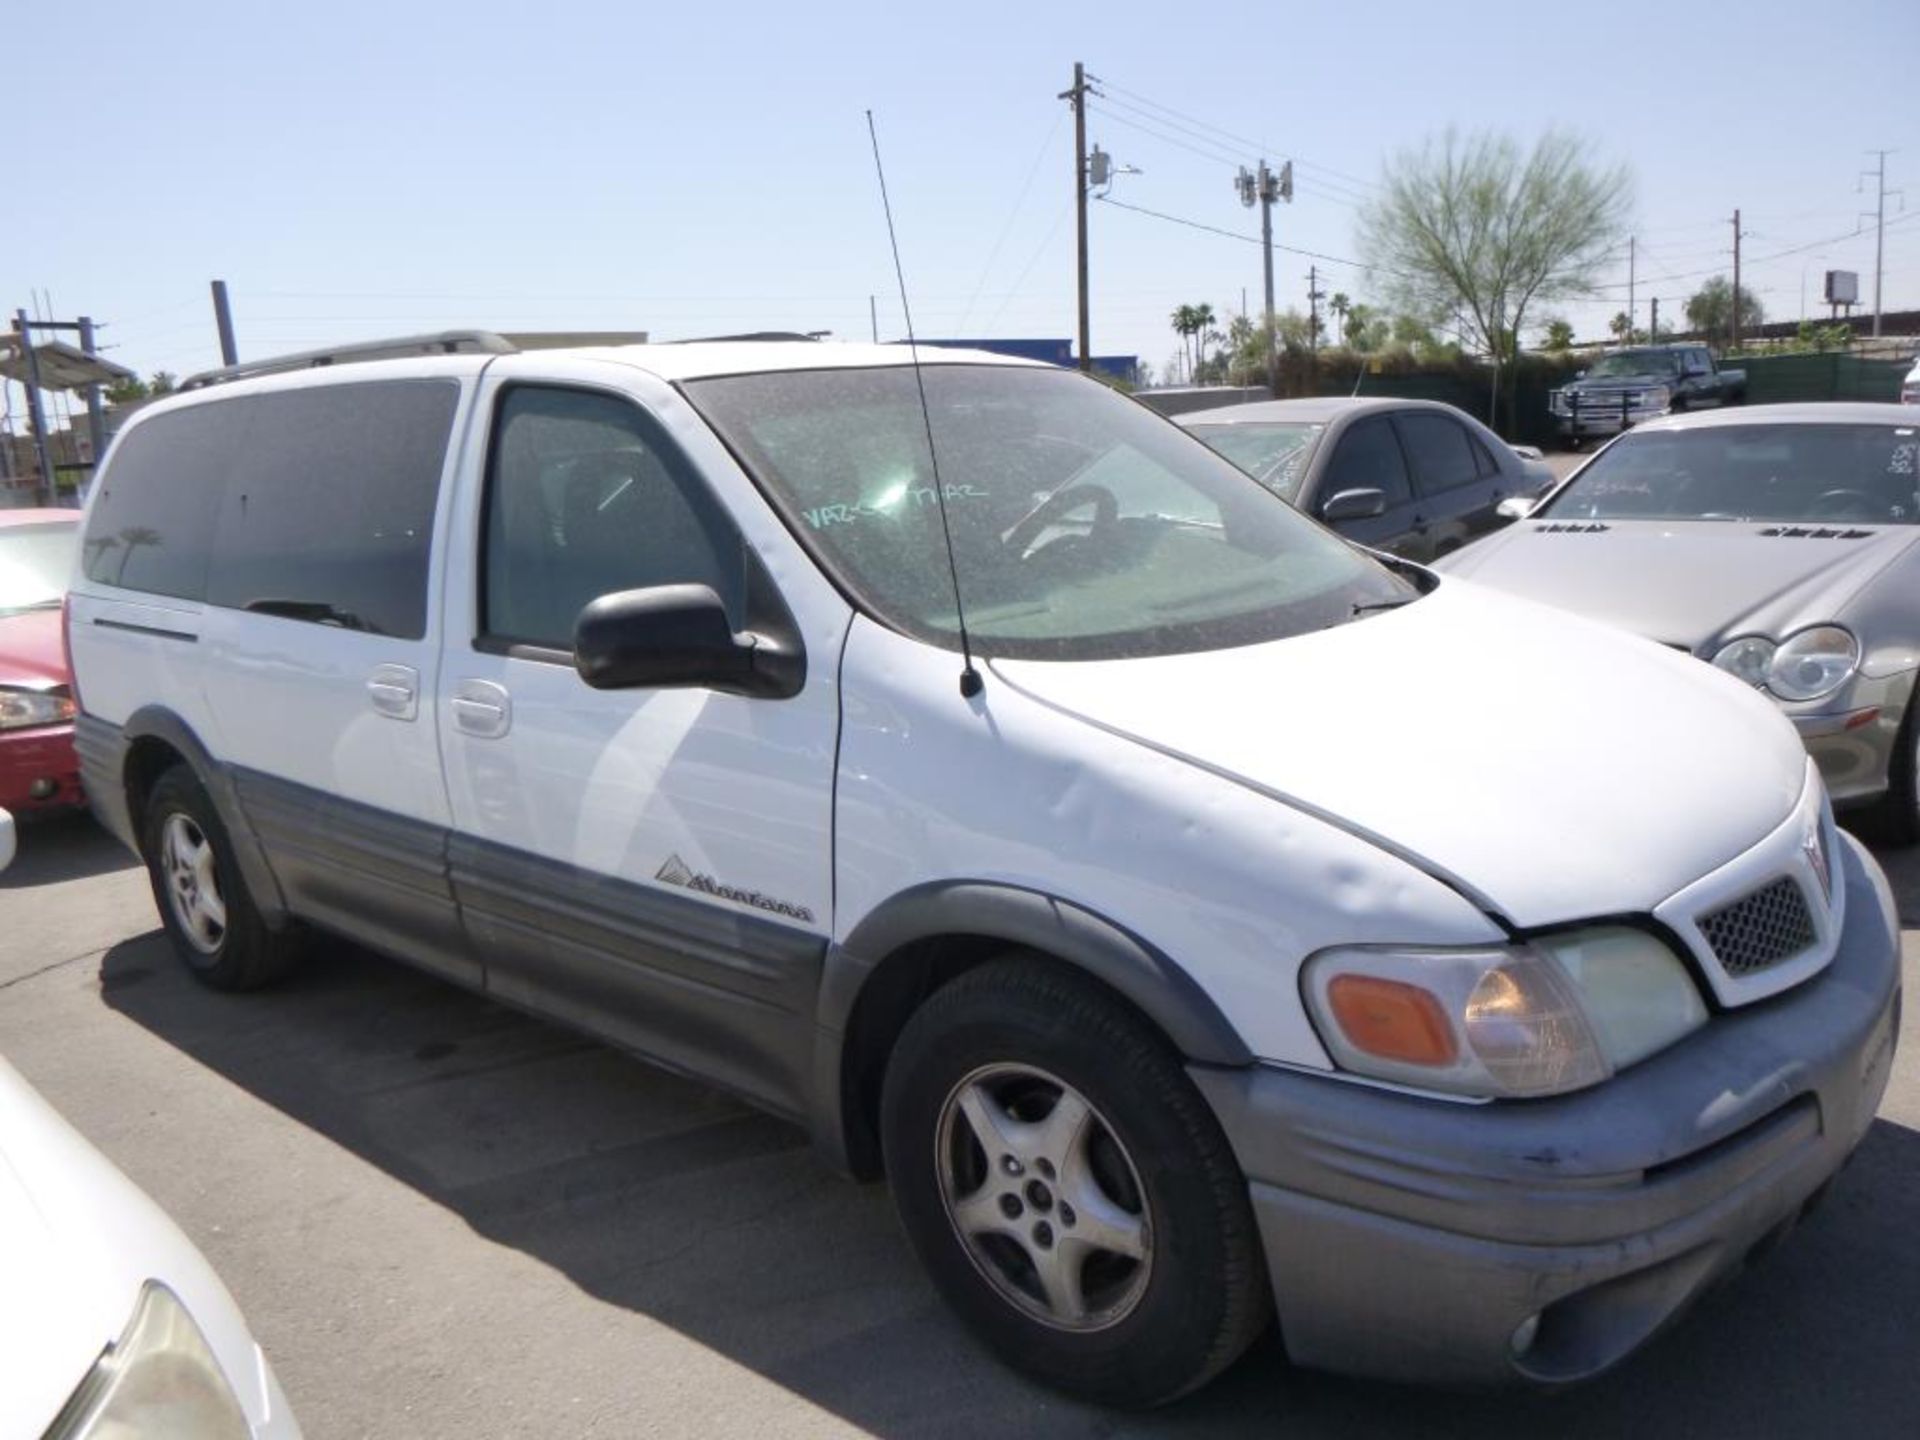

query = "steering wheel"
(1003, 484), (1119, 554)
(1808, 488), (1881, 519)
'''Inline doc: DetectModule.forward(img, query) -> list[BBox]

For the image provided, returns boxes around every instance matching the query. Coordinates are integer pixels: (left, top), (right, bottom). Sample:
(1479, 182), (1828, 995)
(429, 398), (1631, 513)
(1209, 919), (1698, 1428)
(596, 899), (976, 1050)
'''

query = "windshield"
(1586, 350), (1682, 379)
(1541, 423), (1920, 525)
(1183, 421), (1323, 501)
(685, 365), (1413, 661)
(0, 521), (78, 617)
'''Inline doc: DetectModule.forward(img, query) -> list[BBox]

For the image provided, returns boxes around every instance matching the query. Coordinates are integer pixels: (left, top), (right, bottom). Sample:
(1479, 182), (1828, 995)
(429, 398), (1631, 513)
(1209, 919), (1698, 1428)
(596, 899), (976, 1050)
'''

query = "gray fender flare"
(810, 880), (1253, 1174)
(121, 706), (290, 924)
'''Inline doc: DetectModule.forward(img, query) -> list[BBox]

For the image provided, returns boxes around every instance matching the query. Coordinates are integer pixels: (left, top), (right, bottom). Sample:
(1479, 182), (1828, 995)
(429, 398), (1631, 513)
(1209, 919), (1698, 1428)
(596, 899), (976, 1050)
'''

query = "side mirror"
(573, 584), (800, 698)
(1495, 495), (1537, 521)
(1319, 487), (1387, 523)
(1574, 370), (1588, 381)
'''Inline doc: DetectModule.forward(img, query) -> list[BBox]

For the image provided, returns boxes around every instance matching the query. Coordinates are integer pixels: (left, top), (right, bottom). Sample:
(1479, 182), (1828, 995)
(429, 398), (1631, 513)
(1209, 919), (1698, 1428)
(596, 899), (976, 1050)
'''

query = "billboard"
(1824, 270), (1860, 305)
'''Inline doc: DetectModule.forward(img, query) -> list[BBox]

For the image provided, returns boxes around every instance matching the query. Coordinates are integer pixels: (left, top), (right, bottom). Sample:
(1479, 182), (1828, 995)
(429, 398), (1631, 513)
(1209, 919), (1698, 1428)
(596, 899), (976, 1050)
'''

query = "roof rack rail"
(180, 330), (517, 391)
(664, 331), (822, 344)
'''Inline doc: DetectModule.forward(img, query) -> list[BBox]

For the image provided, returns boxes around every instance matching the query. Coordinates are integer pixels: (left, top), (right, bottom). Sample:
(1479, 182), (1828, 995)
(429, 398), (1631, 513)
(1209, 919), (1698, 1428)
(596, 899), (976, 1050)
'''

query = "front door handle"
(452, 680), (512, 739)
(366, 664), (420, 721)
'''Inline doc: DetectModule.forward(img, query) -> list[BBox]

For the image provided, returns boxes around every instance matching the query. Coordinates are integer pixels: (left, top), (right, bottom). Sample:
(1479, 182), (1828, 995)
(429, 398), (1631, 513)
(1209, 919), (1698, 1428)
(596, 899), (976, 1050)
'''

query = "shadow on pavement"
(95, 906), (1920, 1439)
(0, 811), (137, 889)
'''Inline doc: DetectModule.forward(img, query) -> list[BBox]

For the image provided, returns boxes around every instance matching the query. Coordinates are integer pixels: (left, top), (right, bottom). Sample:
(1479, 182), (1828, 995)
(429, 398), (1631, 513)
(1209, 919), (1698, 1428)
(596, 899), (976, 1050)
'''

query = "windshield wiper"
(1352, 597), (1415, 616)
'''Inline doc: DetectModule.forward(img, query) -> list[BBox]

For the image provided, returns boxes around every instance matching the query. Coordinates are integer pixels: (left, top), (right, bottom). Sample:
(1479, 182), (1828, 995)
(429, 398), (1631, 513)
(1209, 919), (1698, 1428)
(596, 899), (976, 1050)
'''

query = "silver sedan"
(1439, 404), (1920, 839)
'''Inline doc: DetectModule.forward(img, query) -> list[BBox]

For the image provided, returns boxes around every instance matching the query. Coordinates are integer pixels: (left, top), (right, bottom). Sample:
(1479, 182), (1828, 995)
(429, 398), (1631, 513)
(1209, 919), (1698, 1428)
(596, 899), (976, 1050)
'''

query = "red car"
(0, 508), (84, 815)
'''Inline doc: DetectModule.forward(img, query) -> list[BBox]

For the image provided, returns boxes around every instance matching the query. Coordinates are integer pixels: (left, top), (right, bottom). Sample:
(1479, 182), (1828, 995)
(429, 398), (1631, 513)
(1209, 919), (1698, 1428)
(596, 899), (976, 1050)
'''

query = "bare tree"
(1359, 128), (1630, 428)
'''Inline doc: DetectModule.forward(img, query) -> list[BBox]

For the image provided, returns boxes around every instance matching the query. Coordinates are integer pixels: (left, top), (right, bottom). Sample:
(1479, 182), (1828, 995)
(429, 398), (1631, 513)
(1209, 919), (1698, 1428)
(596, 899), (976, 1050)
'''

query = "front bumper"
(0, 722), (85, 812)
(1788, 669), (1915, 808)
(1192, 830), (1901, 1387)
(1551, 394), (1668, 437)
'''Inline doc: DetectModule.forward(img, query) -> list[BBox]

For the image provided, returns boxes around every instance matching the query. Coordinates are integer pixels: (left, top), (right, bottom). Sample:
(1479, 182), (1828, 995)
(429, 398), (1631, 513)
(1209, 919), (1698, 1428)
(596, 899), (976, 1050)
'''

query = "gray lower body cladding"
(1192, 833), (1901, 1386)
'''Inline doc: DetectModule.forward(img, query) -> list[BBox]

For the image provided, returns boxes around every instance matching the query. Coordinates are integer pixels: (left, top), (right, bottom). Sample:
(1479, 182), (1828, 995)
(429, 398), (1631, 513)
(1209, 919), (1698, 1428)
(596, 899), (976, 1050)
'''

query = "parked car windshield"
(0, 521), (78, 617)
(1586, 350), (1682, 379)
(685, 364), (1414, 660)
(1540, 423), (1920, 525)
(1181, 421), (1323, 500)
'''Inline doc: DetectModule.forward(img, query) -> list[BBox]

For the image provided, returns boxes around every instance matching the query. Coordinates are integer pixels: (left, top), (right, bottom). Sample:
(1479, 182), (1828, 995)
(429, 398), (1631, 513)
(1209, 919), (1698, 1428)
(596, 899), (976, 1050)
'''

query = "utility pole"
(11, 311), (57, 507)
(1649, 296), (1660, 345)
(869, 294), (878, 343)
(76, 316), (106, 470)
(1858, 150), (1901, 339)
(1627, 235), (1635, 340)
(1236, 160), (1291, 388)
(1306, 264), (1325, 356)
(1731, 210), (1742, 352)
(1061, 63), (1091, 373)
(211, 279), (239, 366)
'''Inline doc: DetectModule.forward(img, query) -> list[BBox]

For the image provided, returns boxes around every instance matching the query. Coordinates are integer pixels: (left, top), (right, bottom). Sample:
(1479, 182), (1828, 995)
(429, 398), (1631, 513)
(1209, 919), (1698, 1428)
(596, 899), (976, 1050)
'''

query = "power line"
(955, 110), (1067, 334)
(1093, 193), (1410, 279)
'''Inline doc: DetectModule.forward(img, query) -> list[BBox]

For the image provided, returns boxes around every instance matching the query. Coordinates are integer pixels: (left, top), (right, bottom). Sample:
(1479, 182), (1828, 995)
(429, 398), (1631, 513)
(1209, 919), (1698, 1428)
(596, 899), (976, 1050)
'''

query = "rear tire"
(141, 765), (304, 990)
(880, 956), (1269, 1407)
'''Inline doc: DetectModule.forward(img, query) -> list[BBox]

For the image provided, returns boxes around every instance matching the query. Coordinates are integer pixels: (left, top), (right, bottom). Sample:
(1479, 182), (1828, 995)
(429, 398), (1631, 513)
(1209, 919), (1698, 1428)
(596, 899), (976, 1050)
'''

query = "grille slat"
(1699, 877), (1816, 978)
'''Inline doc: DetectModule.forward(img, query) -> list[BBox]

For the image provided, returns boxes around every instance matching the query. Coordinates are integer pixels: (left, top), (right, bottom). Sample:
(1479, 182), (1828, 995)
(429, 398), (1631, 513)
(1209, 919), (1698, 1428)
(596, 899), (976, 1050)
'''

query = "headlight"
(1301, 927), (1707, 1099)
(1711, 626), (1858, 702)
(1641, 385), (1671, 410)
(45, 1282), (253, 1440)
(1768, 625), (1859, 701)
(0, 686), (75, 731)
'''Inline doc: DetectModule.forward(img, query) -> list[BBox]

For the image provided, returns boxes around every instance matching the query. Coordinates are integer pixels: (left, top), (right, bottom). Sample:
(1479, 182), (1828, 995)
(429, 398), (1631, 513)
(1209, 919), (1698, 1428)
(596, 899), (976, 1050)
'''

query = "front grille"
(1699, 877), (1816, 978)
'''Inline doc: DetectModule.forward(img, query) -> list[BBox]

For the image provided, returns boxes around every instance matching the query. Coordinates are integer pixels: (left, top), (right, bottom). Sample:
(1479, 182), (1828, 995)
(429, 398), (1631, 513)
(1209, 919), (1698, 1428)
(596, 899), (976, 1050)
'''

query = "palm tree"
(1168, 305), (1199, 383)
(1191, 303), (1216, 379)
(1329, 293), (1351, 345)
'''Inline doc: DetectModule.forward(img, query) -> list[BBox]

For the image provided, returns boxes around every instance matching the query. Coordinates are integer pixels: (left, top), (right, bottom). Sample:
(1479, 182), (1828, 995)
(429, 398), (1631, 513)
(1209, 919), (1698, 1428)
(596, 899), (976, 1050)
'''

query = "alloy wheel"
(161, 812), (227, 954)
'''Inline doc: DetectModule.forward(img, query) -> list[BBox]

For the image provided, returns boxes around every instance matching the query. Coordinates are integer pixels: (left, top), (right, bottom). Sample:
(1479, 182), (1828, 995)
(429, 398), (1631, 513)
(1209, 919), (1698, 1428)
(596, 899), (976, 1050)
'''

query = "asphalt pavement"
(2, 812), (1915, 1440)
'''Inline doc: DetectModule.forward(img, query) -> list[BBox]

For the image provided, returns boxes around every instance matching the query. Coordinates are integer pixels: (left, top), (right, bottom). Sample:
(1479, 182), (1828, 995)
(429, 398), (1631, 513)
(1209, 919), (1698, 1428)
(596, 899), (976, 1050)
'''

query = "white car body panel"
(833, 618), (1507, 1068)
(0, 1057), (298, 1437)
(990, 578), (1809, 929)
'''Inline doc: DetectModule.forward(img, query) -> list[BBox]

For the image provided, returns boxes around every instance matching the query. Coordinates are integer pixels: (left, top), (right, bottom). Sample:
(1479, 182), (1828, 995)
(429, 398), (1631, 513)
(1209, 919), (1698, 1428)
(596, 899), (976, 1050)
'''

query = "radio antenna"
(866, 109), (983, 700)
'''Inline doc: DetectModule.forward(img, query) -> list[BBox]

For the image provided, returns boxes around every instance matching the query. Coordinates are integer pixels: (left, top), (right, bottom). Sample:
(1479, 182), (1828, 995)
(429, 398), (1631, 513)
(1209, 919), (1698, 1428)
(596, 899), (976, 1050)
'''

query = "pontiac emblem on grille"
(1803, 825), (1831, 903)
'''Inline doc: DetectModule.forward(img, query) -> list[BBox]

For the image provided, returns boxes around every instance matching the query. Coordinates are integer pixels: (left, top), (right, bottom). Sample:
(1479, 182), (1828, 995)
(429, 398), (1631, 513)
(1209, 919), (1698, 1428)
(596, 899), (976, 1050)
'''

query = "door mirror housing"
(1495, 495), (1538, 521)
(574, 584), (801, 698)
(1319, 487), (1387, 523)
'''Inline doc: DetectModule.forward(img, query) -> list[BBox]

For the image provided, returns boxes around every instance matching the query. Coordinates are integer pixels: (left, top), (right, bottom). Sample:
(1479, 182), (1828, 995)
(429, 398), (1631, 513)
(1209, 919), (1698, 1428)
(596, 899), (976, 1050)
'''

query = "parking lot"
(1, 812), (1914, 1439)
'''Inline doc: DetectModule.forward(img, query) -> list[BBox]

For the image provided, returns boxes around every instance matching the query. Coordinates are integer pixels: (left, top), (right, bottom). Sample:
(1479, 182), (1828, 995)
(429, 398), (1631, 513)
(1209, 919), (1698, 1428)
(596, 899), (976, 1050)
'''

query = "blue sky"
(9, 0), (1918, 393)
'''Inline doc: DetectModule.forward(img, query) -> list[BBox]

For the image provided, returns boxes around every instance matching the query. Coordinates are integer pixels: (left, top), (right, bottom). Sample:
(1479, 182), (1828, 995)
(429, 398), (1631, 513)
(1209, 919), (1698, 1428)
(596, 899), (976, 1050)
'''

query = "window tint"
(83, 403), (235, 599)
(1321, 417), (1411, 507)
(483, 386), (744, 649)
(202, 382), (457, 638)
(1395, 413), (1482, 494)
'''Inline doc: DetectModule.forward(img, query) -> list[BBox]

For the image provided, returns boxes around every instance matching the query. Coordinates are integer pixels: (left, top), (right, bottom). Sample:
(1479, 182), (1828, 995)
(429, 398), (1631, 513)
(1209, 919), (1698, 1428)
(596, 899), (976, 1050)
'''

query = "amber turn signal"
(1325, 974), (1458, 1067)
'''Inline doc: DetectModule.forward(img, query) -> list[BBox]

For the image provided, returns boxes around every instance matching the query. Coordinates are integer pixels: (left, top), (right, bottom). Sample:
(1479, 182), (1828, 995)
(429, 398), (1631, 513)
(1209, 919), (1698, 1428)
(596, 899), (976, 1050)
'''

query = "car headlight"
(1641, 385), (1671, 409)
(44, 1282), (253, 1440)
(0, 686), (75, 731)
(1712, 626), (1858, 702)
(1301, 927), (1707, 1099)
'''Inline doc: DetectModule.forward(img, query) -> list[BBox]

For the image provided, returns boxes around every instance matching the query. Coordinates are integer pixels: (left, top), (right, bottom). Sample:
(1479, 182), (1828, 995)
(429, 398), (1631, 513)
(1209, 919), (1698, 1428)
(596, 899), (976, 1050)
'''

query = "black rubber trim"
(92, 618), (197, 643)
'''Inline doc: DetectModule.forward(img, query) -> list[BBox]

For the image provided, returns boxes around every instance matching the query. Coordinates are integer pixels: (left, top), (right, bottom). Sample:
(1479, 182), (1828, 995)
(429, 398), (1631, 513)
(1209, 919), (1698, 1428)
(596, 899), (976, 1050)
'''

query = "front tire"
(880, 957), (1269, 1407)
(141, 766), (303, 990)
(1867, 696), (1920, 845)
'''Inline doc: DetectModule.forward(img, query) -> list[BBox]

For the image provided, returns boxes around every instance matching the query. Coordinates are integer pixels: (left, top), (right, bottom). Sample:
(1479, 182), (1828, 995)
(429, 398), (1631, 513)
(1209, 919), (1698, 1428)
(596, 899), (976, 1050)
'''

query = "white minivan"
(68, 334), (1901, 1406)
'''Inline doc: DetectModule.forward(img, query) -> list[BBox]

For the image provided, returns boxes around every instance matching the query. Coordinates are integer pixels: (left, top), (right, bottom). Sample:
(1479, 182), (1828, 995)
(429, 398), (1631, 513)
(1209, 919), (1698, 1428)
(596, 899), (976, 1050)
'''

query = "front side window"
(685, 364), (1411, 661)
(1394, 413), (1481, 494)
(482, 386), (745, 650)
(1541, 423), (1920, 525)
(1322, 417), (1412, 507)
(1183, 421), (1323, 500)
(0, 521), (78, 617)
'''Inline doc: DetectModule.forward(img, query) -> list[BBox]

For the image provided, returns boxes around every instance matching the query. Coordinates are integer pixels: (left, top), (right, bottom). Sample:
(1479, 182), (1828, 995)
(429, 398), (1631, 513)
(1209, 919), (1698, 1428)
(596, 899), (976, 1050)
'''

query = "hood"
(0, 1058), (270, 1435)
(1437, 519), (1920, 649)
(0, 608), (69, 688)
(991, 578), (1806, 929)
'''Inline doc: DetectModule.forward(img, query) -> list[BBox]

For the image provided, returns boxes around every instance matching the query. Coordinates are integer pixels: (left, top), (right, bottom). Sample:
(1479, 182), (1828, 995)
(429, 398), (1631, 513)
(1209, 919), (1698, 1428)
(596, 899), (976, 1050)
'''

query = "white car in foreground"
(0, 813), (299, 1439)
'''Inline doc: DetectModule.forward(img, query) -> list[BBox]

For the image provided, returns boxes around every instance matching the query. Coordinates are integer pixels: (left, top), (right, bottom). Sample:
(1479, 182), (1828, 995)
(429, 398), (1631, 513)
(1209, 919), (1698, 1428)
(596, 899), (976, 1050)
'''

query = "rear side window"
(1322, 417), (1411, 507)
(204, 381), (459, 638)
(1394, 413), (1481, 494)
(83, 403), (236, 599)
(481, 386), (745, 650)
